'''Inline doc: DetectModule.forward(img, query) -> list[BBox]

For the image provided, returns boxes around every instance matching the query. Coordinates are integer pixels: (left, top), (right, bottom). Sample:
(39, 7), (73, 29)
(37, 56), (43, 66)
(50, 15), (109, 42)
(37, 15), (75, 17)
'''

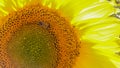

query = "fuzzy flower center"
(0, 4), (80, 68)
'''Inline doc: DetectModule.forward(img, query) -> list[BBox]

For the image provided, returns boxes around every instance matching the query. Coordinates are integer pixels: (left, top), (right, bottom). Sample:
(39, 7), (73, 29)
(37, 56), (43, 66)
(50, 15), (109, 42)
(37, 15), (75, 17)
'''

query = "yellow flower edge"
(0, 0), (120, 68)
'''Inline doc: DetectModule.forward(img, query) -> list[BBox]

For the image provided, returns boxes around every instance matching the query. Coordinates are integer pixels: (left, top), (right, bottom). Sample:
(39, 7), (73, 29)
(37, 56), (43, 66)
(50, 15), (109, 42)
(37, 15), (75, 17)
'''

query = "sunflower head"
(0, 1), (81, 68)
(0, 0), (120, 68)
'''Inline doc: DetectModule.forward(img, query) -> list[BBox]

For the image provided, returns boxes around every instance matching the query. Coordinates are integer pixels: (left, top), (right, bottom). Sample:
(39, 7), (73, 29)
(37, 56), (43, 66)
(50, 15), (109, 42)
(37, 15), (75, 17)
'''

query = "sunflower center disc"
(7, 24), (57, 68)
(0, 4), (80, 68)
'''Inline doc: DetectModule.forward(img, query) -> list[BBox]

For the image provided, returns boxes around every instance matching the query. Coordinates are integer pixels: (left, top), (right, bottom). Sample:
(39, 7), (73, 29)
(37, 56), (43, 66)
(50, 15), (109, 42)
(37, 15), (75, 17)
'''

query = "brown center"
(0, 4), (80, 68)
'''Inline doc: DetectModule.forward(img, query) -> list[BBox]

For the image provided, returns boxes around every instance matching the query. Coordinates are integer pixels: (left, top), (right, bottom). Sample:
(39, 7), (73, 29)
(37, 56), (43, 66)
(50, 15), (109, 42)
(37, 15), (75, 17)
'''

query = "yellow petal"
(58, 0), (99, 20)
(74, 42), (117, 68)
(0, 0), (31, 16)
(93, 42), (120, 67)
(81, 17), (120, 43)
(72, 2), (115, 24)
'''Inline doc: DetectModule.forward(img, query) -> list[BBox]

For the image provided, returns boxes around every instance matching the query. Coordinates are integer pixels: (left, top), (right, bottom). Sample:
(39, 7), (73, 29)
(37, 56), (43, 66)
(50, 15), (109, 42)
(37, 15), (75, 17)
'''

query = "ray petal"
(0, 0), (32, 17)
(92, 42), (120, 67)
(81, 17), (120, 43)
(72, 2), (115, 24)
(57, 0), (100, 20)
(74, 42), (117, 68)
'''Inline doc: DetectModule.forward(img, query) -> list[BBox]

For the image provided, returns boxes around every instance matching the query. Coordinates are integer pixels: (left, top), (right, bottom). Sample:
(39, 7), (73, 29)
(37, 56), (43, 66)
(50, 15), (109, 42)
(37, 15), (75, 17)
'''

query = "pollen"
(0, 4), (80, 68)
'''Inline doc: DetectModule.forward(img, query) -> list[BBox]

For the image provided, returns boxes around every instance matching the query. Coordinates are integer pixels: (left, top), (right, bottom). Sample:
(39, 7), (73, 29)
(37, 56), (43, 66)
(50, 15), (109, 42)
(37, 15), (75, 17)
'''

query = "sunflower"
(0, 0), (120, 68)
